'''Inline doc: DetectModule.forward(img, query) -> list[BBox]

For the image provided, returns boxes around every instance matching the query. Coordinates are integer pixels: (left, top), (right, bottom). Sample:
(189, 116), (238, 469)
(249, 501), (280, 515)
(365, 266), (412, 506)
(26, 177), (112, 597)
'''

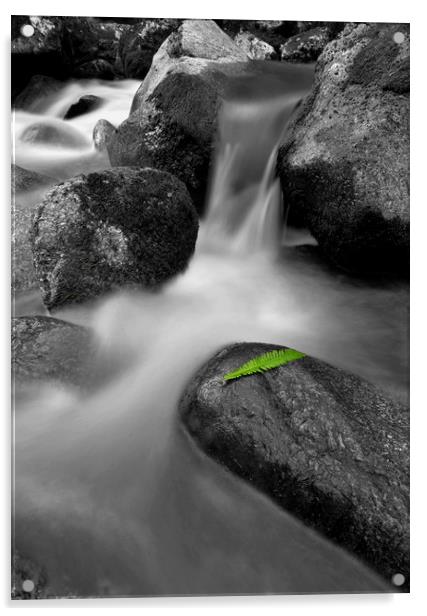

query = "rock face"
(180, 342), (409, 587)
(118, 19), (181, 79)
(278, 23), (410, 273)
(108, 19), (250, 212)
(64, 95), (103, 120)
(31, 167), (199, 310)
(234, 31), (277, 60)
(280, 26), (331, 62)
(92, 119), (116, 151)
(12, 316), (93, 387)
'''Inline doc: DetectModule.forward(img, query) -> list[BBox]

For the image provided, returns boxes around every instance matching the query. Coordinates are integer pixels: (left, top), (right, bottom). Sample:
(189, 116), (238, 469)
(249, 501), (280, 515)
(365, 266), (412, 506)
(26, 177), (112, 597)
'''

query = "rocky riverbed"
(11, 16), (409, 598)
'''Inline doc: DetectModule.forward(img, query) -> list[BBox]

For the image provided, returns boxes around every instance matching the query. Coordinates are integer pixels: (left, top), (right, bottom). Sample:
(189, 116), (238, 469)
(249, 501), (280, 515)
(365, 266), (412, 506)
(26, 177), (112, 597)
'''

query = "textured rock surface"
(108, 19), (250, 212)
(12, 316), (94, 387)
(234, 31), (277, 60)
(64, 95), (103, 119)
(278, 23), (410, 273)
(32, 167), (199, 310)
(92, 119), (116, 151)
(118, 19), (181, 79)
(180, 342), (409, 587)
(280, 26), (331, 62)
(12, 550), (50, 600)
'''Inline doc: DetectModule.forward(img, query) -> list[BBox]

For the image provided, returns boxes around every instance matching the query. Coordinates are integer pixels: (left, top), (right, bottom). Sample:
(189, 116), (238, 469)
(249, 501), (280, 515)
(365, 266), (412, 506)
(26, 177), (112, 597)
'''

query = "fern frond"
(224, 348), (305, 382)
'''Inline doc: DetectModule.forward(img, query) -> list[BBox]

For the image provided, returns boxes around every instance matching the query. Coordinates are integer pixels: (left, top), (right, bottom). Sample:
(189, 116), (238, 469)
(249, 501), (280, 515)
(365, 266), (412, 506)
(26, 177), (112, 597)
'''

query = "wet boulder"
(13, 75), (63, 112)
(280, 26), (331, 63)
(118, 19), (181, 79)
(234, 31), (277, 60)
(20, 120), (88, 149)
(12, 165), (57, 295)
(12, 316), (94, 387)
(64, 95), (103, 120)
(277, 23), (410, 273)
(92, 119), (116, 151)
(180, 342), (409, 587)
(108, 19), (249, 212)
(31, 167), (199, 310)
(12, 164), (55, 195)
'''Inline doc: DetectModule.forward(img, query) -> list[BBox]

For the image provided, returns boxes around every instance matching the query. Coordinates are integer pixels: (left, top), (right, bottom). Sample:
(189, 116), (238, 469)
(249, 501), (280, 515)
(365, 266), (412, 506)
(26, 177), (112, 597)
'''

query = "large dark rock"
(180, 342), (409, 587)
(64, 95), (103, 119)
(118, 19), (181, 79)
(280, 26), (331, 63)
(108, 19), (250, 212)
(31, 167), (199, 310)
(12, 316), (93, 387)
(277, 23), (410, 274)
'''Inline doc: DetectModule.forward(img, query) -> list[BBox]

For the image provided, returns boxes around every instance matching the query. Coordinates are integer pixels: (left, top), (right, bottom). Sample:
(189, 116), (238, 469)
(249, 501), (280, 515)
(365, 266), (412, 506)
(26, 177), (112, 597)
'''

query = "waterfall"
(201, 93), (303, 255)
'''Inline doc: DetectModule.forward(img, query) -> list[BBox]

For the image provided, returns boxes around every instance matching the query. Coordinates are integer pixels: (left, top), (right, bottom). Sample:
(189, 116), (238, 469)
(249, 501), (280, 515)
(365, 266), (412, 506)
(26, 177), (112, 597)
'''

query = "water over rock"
(108, 19), (250, 213)
(64, 95), (103, 119)
(20, 120), (88, 149)
(92, 119), (117, 151)
(12, 164), (55, 194)
(31, 167), (199, 310)
(11, 16), (126, 98)
(277, 23), (410, 274)
(179, 342), (409, 587)
(12, 316), (94, 387)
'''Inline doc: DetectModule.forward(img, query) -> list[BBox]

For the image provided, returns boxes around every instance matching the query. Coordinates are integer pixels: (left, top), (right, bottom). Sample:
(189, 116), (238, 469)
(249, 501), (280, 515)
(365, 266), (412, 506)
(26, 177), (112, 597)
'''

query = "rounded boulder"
(32, 167), (199, 310)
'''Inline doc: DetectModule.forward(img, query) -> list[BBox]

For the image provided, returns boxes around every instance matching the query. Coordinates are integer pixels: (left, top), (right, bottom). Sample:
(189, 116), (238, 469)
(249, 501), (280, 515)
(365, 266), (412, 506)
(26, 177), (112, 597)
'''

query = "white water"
(12, 77), (407, 597)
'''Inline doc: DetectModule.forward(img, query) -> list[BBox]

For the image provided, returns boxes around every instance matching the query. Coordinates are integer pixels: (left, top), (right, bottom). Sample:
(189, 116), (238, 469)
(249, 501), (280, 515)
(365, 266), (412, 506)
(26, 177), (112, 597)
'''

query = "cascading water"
(12, 73), (408, 597)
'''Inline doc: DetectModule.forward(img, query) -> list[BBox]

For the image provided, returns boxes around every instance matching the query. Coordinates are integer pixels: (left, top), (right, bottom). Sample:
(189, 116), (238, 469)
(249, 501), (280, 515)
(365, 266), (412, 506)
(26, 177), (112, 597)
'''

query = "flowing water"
(12, 72), (408, 597)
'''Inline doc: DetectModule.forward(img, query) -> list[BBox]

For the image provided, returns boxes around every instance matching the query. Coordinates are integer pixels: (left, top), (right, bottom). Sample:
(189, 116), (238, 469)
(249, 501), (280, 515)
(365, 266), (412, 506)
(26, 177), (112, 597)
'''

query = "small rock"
(234, 31), (277, 60)
(92, 119), (116, 151)
(20, 121), (88, 149)
(180, 342), (409, 586)
(32, 167), (199, 310)
(12, 164), (55, 194)
(12, 316), (94, 387)
(73, 59), (116, 79)
(64, 95), (103, 120)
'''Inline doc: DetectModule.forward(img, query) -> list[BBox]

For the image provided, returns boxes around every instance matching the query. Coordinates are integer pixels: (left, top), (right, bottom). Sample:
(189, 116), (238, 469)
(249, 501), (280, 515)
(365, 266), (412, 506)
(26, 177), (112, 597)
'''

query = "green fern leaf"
(224, 348), (305, 382)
